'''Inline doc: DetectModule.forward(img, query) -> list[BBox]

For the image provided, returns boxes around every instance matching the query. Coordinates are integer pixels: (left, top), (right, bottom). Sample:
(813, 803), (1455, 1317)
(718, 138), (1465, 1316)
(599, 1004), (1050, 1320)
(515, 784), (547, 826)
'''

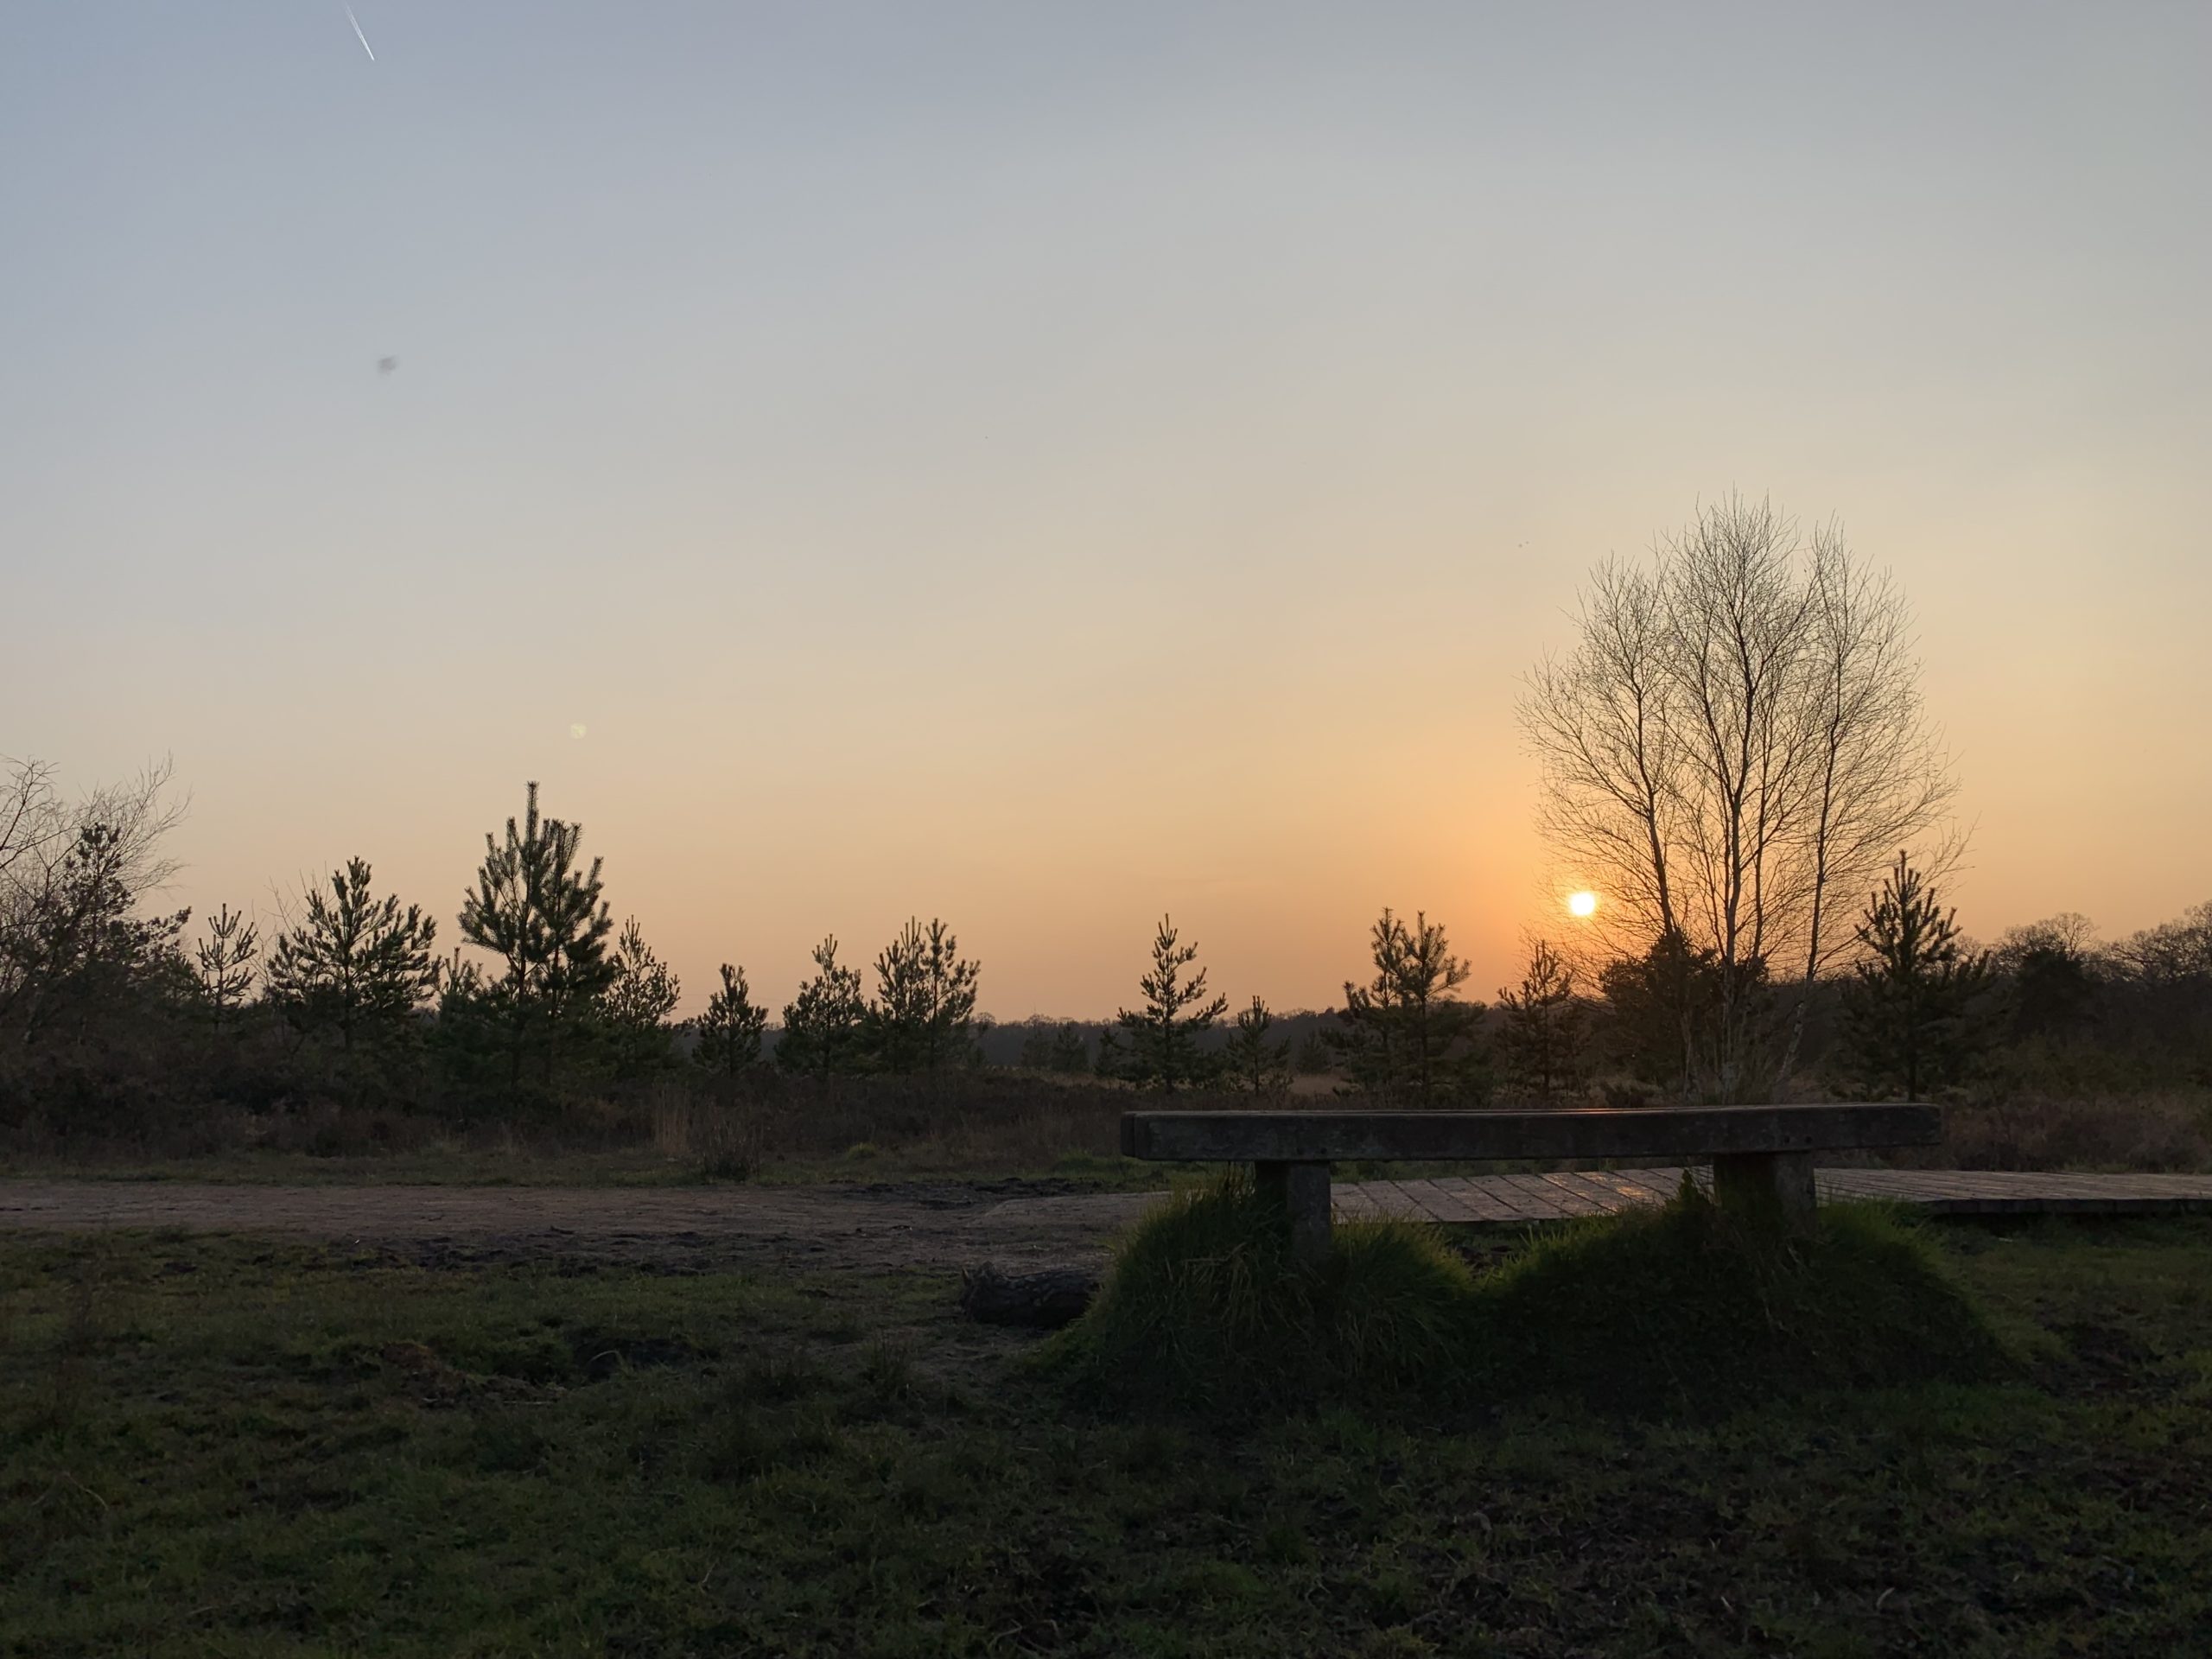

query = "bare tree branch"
(1518, 497), (1960, 1096)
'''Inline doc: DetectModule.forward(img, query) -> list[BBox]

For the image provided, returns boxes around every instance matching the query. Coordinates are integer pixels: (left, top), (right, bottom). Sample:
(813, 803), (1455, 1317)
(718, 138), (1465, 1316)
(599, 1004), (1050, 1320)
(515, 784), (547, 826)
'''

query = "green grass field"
(6, 1217), (2210, 1656)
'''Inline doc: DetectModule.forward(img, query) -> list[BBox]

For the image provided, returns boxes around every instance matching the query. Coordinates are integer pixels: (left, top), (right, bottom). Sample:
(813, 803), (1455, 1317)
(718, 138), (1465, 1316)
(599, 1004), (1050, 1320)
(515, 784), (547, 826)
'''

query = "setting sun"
(1567, 891), (1600, 918)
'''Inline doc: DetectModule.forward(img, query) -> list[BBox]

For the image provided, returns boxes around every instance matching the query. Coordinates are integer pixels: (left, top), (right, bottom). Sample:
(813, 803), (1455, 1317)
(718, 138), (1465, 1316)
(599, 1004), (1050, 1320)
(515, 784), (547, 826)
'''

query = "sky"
(3, 3), (2208, 1017)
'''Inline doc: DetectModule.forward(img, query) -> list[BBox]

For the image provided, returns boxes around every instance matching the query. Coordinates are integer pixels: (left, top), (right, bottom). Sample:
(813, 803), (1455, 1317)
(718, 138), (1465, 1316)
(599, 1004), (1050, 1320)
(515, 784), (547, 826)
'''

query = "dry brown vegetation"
(10, 1070), (2212, 1187)
(1926, 1090), (2212, 1173)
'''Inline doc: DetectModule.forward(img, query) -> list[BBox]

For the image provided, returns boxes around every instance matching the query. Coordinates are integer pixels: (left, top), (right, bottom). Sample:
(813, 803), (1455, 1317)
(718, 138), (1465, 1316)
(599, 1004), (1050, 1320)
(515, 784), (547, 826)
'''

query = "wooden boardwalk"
(1333, 1166), (2212, 1223)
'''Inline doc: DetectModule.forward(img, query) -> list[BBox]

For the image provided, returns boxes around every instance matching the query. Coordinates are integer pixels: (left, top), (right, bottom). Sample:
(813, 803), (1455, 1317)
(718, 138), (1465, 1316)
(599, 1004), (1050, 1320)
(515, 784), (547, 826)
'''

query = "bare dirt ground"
(0, 1179), (1160, 1274)
(16, 1168), (2199, 1277)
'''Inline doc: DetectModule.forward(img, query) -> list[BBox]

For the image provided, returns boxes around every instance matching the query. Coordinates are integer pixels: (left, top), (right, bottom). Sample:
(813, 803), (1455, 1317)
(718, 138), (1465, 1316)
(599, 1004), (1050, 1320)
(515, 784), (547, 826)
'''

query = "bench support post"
(1711, 1150), (1817, 1233)
(1254, 1160), (1332, 1266)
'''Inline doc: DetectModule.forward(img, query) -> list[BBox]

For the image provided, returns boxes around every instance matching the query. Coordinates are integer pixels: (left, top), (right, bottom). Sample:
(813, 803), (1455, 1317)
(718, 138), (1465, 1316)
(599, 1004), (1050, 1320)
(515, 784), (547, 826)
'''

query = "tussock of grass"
(1466, 1179), (2010, 1415)
(1038, 1172), (1473, 1412)
(1044, 1173), (2008, 1417)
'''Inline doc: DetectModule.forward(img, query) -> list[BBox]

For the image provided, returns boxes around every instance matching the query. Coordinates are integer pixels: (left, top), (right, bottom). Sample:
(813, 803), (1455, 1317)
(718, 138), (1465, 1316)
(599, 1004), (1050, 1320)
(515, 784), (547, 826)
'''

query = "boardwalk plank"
(1405, 1179), (1485, 1224)
(1327, 1167), (2212, 1224)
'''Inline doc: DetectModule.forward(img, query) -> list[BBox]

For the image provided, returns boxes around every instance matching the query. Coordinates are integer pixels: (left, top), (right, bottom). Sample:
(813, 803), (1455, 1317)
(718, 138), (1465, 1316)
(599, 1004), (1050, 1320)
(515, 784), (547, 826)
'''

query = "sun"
(1567, 890), (1599, 918)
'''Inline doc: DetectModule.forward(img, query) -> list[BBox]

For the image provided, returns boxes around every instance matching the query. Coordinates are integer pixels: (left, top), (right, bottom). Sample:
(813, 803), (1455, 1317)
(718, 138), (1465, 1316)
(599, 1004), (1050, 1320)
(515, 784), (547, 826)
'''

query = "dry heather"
(1929, 1090), (2212, 1173)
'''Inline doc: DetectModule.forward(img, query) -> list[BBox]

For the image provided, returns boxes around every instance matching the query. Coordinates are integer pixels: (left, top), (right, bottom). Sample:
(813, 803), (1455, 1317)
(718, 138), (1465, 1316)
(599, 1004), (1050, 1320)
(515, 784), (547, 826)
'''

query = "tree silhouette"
(1993, 915), (2101, 1044)
(1332, 909), (1479, 1102)
(194, 902), (259, 1033)
(1116, 915), (1227, 1092)
(1, 761), (189, 1046)
(603, 917), (681, 1071)
(1223, 995), (1292, 1096)
(868, 918), (980, 1073)
(1596, 928), (1725, 1096)
(693, 963), (766, 1077)
(1046, 1021), (1090, 1075)
(1841, 853), (1988, 1097)
(266, 859), (437, 1053)
(1520, 496), (1959, 1096)
(778, 935), (867, 1077)
(1496, 939), (1586, 1104)
(458, 782), (615, 1089)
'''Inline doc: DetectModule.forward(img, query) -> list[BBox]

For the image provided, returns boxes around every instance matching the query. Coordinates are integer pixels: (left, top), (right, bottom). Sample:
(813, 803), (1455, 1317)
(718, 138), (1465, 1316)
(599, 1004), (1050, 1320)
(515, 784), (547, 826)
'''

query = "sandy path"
(0, 1179), (1159, 1273)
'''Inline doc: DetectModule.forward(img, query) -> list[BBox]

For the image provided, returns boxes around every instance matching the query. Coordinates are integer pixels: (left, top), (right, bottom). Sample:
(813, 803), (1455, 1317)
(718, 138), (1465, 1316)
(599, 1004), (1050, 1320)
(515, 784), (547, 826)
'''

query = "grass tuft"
(1037, 1171), (1472, 1412)
(1462, 1179), (2010, 1417)
(1044, 1173), (2008, 1417)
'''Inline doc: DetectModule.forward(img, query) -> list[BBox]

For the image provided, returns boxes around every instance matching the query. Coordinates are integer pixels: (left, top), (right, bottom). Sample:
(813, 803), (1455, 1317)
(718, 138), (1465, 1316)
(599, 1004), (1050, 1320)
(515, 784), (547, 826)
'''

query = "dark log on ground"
(959, 1263), (1099, 1328)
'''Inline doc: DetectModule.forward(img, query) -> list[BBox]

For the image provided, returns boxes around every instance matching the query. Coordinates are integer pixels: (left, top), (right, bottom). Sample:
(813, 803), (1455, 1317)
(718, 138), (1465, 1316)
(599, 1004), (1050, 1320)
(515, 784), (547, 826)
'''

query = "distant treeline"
(3, 756), (2208, 1156)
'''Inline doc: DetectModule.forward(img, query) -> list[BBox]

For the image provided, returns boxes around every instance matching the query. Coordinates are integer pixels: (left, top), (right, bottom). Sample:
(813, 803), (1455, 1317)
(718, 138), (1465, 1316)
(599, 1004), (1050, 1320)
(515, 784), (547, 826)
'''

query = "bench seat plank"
(1122, 1104), (1938, 1164)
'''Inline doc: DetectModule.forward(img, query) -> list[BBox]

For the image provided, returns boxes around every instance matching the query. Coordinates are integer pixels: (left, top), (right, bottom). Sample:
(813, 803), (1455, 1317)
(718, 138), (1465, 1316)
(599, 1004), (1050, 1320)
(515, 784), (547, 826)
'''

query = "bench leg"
(1254, 1160), (1332, 1266)
(1711, 1151), (1818, 1234)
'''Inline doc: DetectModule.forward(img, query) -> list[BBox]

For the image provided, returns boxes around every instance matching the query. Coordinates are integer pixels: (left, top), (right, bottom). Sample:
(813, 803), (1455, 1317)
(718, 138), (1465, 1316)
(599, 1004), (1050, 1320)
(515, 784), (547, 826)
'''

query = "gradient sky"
(4, 3), (2208, 1017)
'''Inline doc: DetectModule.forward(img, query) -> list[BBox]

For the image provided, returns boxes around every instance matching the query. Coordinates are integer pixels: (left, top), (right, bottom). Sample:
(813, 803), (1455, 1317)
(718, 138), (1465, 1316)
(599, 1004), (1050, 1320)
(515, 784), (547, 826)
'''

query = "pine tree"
(1047, 1021), (1090, 1075)
(194, 902), (259, 1033)
(1330, 914), (1406, 1093)
(693, 963), (766, 1077)
(778, 935), (867, 1077)
(1842, 853), (1990, 1097)
(1497, 939), (1586, 1104)
(1116, 915), (1228, 1092)
(457, 782), (615, 1089)
(1392, 910), (1475, 1101)
(602, 917), (681, 1071)
(1331, 909), (1480, 1102)
(867, 918), (981, 1073)
(265, 860), (437, 1052)
(1223, 995), (1293, 1096)
(1016, 1020), (1056, 1071)
(1596, 928), (1724, 1096)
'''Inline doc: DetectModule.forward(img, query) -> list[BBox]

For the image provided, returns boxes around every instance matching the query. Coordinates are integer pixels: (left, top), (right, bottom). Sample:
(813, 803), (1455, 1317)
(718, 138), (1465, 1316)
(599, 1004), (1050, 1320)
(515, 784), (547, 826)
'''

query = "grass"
(1, 1142), (1741, 1193)
(1046, 1176), (2006, 1417)
(5, 1219), (2212, 1655)
(1466, 1190), (2008, 1416)
(0, 1142), (1176, 1191)
(1039, 1172), (1479, 1412)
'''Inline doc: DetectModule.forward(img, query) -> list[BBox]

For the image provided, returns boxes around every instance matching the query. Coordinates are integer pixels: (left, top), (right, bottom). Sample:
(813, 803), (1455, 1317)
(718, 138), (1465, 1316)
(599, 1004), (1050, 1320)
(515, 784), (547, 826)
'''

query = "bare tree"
(0, 756), (188, 1040)
(1519, 497), (1956, 1097)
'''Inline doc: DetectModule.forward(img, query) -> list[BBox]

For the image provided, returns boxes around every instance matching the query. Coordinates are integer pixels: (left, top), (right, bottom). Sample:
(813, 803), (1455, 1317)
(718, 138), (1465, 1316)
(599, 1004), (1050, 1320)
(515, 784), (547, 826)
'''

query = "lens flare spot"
(570, 723), (588, 740)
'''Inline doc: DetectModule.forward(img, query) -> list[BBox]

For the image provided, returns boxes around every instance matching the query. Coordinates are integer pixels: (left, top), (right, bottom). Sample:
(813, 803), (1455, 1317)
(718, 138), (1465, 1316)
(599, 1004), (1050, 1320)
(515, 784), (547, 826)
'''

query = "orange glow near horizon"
(3, 6), (2208, 1019)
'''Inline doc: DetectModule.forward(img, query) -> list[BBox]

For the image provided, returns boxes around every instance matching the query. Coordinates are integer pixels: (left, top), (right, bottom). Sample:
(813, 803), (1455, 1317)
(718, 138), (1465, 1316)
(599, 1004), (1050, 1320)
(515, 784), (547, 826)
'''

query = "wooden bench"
(1120, 1103), (1942, 1261)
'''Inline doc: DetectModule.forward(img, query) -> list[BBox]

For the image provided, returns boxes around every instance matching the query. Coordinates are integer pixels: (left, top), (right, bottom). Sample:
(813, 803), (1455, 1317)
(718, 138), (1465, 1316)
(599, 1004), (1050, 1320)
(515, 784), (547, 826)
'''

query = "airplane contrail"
(344, 3), (375, 61)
